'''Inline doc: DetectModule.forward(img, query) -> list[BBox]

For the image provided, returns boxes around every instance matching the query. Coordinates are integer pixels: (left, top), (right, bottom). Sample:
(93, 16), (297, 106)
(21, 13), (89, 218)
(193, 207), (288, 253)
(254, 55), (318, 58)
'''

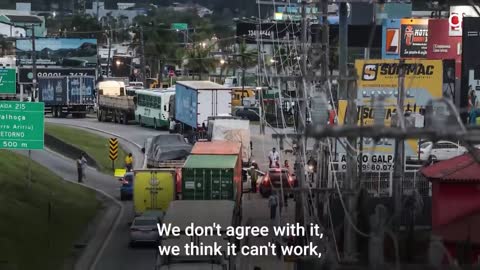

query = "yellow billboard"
(335, 59), (443, 168)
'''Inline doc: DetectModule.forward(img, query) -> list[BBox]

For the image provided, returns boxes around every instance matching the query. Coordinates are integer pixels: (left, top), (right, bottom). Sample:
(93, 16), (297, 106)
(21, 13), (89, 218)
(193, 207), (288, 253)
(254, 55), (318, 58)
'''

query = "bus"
(135, 89), (175, 129)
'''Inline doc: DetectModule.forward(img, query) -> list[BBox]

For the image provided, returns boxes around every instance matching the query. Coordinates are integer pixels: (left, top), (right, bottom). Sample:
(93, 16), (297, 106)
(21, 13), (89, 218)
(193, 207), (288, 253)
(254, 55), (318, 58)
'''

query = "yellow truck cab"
(231, 87), (255, 107)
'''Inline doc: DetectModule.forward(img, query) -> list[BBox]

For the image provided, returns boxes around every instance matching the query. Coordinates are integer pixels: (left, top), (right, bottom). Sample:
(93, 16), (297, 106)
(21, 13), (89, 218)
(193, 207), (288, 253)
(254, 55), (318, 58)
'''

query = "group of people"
(76, 152), (134, 183)
(268, 147), (290, 170)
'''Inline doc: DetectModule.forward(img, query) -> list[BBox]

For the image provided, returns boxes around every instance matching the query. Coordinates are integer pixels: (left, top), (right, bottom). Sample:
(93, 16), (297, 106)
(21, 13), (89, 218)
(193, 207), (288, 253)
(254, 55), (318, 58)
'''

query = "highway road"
(35, 118), (159, 270)
(41, 117), (297, 270)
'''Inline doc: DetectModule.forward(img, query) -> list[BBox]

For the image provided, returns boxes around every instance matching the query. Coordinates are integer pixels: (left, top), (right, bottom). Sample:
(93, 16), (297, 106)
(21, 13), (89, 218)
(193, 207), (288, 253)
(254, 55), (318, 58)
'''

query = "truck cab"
(155, 200), (236, 270)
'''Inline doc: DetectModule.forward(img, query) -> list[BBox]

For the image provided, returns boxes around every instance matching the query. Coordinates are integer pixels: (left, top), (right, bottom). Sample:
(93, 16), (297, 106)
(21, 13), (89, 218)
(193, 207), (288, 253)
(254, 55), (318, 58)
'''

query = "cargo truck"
(155, 200), (237, 270)
(207, 118), (252, 165)
(96, 80), (136, 124)
(181, 154), (242, 224)
(174, 81), (232, 133)
(133, 169), (176, 216)
(38, 76), (95, 118)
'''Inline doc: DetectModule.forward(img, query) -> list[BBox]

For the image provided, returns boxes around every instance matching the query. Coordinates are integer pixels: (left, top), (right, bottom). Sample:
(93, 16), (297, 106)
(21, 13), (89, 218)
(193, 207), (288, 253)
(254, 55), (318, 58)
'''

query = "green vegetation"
(0, 150), (98, 270)
(45, 123), (128, 173)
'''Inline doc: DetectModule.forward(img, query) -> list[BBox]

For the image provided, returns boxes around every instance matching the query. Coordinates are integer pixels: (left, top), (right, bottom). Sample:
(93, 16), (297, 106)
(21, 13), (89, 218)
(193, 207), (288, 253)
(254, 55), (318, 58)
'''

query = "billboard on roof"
(16, 38), (97, 67)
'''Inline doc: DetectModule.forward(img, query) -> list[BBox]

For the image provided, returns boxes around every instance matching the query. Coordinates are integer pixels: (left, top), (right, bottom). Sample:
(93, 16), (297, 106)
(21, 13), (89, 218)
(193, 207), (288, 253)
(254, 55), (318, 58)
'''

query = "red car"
(259, 168), (296, 198)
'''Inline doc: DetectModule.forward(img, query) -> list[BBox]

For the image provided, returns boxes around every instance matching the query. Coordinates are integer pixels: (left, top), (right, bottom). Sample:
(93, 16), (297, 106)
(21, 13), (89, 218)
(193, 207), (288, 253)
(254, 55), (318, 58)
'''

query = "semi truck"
(155, 200), (237, 270)
(181, 153), (242, 224)
(133, 169), (176, 216)
(174, 81), (232, 132)
(96, 80), (136, 124)
(38, 76), (95, 118)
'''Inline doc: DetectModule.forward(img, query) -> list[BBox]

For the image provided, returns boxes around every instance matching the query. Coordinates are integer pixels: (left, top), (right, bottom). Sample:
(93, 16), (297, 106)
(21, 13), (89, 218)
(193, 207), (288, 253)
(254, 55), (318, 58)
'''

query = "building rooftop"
(421, 151), (480, 183)
(5, 15), (42, 24)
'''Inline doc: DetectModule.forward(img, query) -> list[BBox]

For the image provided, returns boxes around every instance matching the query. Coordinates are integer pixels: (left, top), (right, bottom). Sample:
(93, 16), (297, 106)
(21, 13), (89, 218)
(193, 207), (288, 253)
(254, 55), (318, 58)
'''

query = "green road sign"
(0, 102), (44, 150)
(171, 23), (188, 30)
(0, 69), (16, 94)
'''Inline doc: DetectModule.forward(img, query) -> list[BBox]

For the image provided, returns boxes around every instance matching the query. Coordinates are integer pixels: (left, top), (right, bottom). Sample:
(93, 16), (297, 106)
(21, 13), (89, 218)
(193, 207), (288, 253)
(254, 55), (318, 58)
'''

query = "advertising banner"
(16, 38), (97, 66)
(335, 59), (443, 171)
(18, 67), (96, 84)
(382, 19), (401, 59)
(461, 17), (480, 112)
(427, 19), (462, 79)
(449, 5), (480, 37)
(38, 77), (68, 106)
(400, 18), (429, 58)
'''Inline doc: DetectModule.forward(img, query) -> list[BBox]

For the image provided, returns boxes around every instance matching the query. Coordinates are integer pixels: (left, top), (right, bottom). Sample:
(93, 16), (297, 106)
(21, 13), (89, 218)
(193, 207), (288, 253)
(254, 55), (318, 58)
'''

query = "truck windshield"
(160, 255), (223, 265)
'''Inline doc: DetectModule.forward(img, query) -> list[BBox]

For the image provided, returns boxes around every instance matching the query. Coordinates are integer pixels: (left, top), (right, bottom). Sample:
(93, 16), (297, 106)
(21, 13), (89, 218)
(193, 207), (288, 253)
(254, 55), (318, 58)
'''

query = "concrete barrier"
(44, 133), (100, 170)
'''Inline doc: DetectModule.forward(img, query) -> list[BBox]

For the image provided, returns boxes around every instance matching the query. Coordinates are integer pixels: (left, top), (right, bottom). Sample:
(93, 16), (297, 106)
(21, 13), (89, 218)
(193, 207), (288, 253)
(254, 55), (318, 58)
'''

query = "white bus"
(135, 89), (175, 129)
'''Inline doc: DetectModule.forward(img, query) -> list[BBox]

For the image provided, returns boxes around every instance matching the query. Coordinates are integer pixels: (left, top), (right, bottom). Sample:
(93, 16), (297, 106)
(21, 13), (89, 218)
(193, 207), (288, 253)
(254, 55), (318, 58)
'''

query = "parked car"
(259, 168), (296, 198)
(120, 172), (134, 200)
(417, 140), (467, 163)
(129, 215), (160, 247)
(234, 106), (260, 121)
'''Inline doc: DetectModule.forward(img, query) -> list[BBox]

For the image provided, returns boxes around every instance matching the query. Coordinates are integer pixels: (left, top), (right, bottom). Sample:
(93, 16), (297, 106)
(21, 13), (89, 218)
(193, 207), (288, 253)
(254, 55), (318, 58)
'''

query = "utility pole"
(106, 30), (112, 77)
(257, 23), (266, 135)
(294, 0), (308, 234)
(96, 0), (102, 21)
(31, 24), (37, 102)
(139, 26), (147, 87)
(393, 59), (406, 230)
(338, 2), (358, 261)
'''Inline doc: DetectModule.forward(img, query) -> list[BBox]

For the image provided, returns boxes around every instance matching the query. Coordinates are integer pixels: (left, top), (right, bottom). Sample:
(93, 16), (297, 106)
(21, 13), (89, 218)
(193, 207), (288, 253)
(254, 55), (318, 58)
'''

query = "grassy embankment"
(45, 123), (128, 174)
(0, 150), (99, 270)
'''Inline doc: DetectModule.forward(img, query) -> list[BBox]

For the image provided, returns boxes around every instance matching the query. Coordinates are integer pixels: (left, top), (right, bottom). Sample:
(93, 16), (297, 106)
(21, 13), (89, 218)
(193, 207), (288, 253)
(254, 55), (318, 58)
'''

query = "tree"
(227, 40), (257, 96)
(133, 7), (221, 81)
(0, 38), (13, 56)
(184, 45), (215, 80)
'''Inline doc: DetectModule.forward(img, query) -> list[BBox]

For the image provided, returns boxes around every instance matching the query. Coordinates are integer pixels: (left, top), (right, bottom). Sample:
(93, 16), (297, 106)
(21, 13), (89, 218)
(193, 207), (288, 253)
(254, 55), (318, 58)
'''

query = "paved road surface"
(22, 126), (156, 270)
(43, 117), (297, 270)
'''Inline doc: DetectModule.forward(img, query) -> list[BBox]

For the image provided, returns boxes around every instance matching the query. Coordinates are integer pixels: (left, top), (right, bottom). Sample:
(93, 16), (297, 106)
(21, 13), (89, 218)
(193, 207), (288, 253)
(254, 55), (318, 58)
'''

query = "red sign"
(168, 70), (175, 77)
(427, 19), (462, 78)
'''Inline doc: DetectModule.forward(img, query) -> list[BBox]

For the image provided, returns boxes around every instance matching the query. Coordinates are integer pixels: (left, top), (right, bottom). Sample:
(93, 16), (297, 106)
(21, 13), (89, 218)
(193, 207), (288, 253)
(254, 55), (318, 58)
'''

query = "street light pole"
(139, 26), (147, 87)
(105, 30), (112, 77)
(31, 24), (37, 102)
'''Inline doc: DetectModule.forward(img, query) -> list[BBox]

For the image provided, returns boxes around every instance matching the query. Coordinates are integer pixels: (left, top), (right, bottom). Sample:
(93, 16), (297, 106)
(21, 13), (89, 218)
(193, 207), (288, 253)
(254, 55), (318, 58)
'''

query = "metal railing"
(325, 162), (431, 197)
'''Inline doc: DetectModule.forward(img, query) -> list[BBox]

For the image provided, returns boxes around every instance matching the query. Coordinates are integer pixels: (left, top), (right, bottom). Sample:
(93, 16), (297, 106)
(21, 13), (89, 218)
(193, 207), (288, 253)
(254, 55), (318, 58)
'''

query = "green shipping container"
(182, 155), (238, 201)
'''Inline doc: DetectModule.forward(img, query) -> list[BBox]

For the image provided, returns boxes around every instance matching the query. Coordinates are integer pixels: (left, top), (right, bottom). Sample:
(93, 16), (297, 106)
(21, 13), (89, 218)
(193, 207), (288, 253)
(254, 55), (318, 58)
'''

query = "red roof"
(421, 152), (480, 183)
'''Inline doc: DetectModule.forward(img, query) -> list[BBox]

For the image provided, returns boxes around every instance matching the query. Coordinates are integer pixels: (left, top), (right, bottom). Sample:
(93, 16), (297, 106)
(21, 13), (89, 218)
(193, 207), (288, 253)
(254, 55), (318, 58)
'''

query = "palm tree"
(184, 45), (215, 80)
(0, 38), (13, 56)
(228, 40), (257, 99)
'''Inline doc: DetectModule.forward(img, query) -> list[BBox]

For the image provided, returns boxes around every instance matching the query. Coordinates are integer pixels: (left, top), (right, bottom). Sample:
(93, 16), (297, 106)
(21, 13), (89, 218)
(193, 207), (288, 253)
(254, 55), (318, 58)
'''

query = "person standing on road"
(268, 192), (278, 220)
(250, 161), (258, 193)
(268, 147), (280, 168)
(169, 118), (176, 133)
(77, 153), (87, 183)
(468, 87), (478, 125)
(125, 153), (134, 172)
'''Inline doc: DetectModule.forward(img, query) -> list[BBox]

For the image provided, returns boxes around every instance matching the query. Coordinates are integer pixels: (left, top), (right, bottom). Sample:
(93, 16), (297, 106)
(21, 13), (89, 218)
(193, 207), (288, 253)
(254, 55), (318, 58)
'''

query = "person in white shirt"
(268, 147), (280, 168)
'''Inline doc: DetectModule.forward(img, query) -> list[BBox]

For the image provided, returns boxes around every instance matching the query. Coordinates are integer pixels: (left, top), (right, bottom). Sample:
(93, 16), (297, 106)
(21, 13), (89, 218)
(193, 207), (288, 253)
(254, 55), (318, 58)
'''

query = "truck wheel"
(100, 110), (107, 122)
(123, 113), (128, 125)
(153, 118), (158, 129)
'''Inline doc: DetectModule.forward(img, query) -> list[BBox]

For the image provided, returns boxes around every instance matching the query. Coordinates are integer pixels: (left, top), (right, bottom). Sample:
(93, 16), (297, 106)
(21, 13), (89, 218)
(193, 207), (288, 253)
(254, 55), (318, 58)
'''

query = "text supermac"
(355, 59), (443, 92)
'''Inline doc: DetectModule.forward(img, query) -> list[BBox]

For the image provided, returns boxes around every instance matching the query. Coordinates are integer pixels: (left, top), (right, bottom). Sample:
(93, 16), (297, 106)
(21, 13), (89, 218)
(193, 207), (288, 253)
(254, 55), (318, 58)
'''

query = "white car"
(129, 215), (160, 247)
(419, 141), (467, 163)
